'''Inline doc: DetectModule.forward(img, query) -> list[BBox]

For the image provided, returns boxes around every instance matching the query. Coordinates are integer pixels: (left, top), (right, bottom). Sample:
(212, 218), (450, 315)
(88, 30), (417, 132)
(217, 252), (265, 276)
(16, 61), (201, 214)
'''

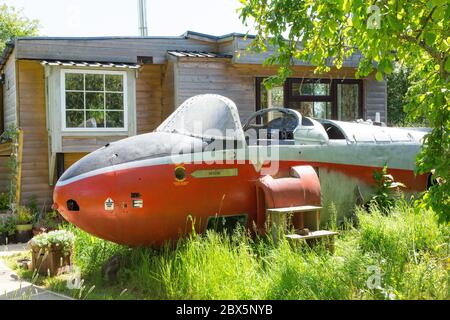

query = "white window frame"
(61, 69), (128, 132)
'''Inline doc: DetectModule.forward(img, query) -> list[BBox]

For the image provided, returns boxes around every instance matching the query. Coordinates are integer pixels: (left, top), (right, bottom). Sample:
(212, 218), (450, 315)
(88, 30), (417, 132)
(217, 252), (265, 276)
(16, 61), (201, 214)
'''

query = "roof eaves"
(0, 40), (15, 71)
(182, 31), (219, 42)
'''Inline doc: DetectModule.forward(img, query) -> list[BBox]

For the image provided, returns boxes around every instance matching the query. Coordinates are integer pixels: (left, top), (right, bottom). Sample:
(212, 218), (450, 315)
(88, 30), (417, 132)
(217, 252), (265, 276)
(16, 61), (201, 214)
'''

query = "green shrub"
(0, 217), (16, 236)
(0, 193), (9, 211)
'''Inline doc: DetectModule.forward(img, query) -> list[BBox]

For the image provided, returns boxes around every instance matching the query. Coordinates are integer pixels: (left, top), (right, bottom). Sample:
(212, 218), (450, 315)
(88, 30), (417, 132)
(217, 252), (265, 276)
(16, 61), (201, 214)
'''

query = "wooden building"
(0, 31), (387, 207)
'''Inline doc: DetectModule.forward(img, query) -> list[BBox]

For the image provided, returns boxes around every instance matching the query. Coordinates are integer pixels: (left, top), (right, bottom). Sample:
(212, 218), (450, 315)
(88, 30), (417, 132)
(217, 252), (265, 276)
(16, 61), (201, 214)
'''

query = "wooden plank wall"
(0, 157), (11, 193)
(63, 153), (88, 170)
(175, 60), (362, 121)
(17, 60), (53, 207)
(61, 136), (127, 153)
(364, 78), (388, 123)
(161, 61), (175, 121)
(2, 50), (17, 129)
(136, 65), (163, 134)
(15, 38), (218, 65)
(234, 38), (363, 68)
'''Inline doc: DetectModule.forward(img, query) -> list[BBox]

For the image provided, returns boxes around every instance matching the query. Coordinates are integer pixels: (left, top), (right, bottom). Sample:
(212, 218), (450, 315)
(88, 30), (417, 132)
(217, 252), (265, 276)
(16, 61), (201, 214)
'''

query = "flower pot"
(16, 224), (33, 243)
(31, 244), (72, 276)
(16, 224), (33, 232)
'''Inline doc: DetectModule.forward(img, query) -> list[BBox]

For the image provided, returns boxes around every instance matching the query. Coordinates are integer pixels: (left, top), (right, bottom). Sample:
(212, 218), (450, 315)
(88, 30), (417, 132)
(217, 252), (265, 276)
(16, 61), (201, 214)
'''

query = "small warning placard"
(132, 199), (143, 208)
(105, 198), (114, 211)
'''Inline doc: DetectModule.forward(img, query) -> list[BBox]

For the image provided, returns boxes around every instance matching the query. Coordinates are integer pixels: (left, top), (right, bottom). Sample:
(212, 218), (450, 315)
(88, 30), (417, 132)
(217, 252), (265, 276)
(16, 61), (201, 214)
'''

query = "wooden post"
(15, 129), (23, 206)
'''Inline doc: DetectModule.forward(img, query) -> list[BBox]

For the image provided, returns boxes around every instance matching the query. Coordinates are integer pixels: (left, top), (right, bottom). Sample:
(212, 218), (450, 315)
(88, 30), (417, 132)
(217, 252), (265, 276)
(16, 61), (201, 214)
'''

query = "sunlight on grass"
(5, 201), (449, 300)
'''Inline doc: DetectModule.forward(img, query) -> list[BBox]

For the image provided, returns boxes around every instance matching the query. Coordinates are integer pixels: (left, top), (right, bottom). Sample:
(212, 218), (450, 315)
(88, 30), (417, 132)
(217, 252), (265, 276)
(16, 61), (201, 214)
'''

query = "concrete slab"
(0, 243), (29, 257)
(0, 249), (74, 300)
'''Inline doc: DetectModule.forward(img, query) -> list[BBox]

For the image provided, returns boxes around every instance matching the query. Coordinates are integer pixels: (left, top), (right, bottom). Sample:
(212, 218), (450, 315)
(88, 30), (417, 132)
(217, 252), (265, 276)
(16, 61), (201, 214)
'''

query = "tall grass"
(64, 202), (449, 300)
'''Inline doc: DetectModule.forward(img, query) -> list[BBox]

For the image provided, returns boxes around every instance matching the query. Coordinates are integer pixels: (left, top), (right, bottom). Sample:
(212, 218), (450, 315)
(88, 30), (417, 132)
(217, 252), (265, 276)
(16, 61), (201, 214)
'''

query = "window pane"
(86, 92), (104, 110)
(106, 93), (124, 110)
(313, 102), (332, 119)
(66, 92), (84, 109)
(338, 84), (359, 121)
(105, 111), (124, 128)
(86, 111), (105, 128)
(66, 111), (84, 128)
(289, 101), (314, 117)
(314, 83), (330, 96)
(65, 73), (83, 91)
(292, 81), (330, 96)
(292, 83), (313, 95)
(85, 74), (104, 91)
(105, 75), (123, 92)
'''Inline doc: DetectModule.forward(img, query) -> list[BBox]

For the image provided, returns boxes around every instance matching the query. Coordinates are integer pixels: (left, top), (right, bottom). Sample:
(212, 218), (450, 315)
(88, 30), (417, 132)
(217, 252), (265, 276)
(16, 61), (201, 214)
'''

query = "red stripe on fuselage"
(54, 160), (427, 246)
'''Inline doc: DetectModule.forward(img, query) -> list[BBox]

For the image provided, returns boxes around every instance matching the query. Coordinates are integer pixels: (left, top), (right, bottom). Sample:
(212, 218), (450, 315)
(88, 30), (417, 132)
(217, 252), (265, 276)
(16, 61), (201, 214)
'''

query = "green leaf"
(424, 32), (436, 46)
(375, 71), (384, 81)
(445, 57), (450, 72)
(343, 0), (351, 12)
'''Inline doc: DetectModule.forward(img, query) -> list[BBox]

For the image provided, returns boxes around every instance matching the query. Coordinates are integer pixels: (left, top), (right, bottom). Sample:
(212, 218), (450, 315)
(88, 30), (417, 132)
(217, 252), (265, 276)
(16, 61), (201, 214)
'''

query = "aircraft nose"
(57, 131), (206, 184)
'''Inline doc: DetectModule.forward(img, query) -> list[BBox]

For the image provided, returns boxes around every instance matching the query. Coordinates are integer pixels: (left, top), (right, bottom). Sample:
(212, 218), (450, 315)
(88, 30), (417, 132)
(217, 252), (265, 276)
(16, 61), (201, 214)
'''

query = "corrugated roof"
(167, 50), (233, 59)
(40, 60), (141, 69)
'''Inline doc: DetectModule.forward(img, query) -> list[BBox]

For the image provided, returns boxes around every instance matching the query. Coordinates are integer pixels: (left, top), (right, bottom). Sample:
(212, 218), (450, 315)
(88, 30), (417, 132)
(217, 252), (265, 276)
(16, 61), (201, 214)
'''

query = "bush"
(0, 217), (16, 236)
(0, 193), (9, 211)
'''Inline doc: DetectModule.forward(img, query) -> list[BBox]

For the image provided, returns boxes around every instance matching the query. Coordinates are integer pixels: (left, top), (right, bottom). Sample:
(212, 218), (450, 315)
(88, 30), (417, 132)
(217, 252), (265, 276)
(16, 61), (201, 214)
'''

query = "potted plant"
(15, 206), (35, 243)
(33, 210), (61, 236)
(30, 230), (74, 276)
(0, 217), (16, 245)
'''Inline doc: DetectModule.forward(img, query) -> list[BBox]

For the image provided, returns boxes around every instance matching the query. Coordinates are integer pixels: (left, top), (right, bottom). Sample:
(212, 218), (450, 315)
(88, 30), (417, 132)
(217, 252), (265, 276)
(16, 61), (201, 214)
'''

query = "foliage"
(15, 205), (34, 225)
(36, 210), (62, 231)
(0, 125), (20, 208)
(0, 193), (9, 211)
(0, 217), (16, 236)
(369, 165), (406, 213)
(387, 66), (412, 126)
(0, 4), (39, 52)
(239, 0), (450, 223)
(30, 230), (75, 255)
(24, 203), (445, 300)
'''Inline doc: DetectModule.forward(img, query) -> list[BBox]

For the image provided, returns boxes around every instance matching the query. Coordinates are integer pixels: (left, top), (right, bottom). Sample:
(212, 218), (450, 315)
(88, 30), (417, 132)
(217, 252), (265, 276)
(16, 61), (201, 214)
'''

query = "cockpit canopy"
(156, 94), (246, 143)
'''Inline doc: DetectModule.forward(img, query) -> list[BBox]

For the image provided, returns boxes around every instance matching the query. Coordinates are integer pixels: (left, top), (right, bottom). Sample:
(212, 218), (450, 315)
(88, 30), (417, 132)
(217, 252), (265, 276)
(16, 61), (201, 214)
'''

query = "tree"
(387, 65), (411, 126)
(0, 4), (39, 51)
(240, 0), (449, 223)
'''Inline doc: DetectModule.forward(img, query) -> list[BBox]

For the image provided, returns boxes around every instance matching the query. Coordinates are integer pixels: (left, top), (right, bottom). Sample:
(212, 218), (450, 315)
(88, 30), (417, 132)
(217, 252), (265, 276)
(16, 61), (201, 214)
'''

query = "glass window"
(337, 84), (359, 121)
(63, 71), (126, 130)
(259, 81), (285, 123)
(257, 78), (362, 121)
(288, 101), (332, 119)
(292, 81), (330, 96)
